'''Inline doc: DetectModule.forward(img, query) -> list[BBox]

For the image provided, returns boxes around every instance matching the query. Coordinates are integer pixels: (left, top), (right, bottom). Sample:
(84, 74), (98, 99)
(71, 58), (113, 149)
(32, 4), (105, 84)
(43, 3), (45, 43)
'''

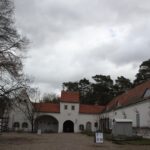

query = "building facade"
(7, 80), (150, 137)
(8, 91), (104, 133)
(99, 80), (150, 137)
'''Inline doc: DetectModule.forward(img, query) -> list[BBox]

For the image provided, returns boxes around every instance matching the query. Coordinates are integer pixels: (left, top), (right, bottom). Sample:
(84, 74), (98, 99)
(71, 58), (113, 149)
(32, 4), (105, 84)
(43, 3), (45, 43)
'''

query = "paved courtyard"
(0, 133), (150, 150)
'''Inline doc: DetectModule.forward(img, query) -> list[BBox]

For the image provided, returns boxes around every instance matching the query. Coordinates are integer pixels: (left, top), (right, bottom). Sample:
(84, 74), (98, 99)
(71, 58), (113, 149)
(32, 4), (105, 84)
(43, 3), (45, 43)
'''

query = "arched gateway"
(63, 120), (74, 132)
(34, 115), (58, 133)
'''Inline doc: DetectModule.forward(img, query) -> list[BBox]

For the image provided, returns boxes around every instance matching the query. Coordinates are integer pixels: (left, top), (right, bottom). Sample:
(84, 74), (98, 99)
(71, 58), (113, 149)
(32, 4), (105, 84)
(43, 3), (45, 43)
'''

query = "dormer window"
(117, 101), (121, 107)
(143, 88), (150, 98)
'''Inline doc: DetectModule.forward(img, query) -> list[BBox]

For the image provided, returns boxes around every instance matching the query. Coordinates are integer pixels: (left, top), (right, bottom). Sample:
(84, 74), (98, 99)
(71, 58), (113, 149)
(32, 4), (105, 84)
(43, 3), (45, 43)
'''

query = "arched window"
(86, 122), (92, 131)
(13, 122), (20, 128)
(79, 124), (84, 131)
(22, 122), (28, 128)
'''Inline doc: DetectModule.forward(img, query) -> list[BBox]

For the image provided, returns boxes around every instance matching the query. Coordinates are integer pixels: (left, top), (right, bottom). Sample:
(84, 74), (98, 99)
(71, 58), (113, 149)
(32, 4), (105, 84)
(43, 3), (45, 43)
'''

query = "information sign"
(95, 132), (103, 143)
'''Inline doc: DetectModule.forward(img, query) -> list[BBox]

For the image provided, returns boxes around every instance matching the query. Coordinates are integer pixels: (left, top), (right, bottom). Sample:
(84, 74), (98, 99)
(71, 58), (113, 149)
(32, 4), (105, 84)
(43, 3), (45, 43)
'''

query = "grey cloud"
(15, 0), (150, 46)
(14, 0), (150, 95)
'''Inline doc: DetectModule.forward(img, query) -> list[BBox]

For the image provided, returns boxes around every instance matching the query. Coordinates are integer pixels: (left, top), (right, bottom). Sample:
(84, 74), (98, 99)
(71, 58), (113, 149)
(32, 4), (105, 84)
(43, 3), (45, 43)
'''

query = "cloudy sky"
(14, 0), (150, 96)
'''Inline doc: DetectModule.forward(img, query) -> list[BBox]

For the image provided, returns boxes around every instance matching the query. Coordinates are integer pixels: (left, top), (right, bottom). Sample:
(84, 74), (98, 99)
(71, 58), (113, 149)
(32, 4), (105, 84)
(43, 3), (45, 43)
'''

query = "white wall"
(8, 106), (31, 132)
(35, 102), (99, 133)
(100, 99), (150, 128)
(78, 114), (99, 132)
(8, 93), (33, 132)
(8, 101), (105, 133)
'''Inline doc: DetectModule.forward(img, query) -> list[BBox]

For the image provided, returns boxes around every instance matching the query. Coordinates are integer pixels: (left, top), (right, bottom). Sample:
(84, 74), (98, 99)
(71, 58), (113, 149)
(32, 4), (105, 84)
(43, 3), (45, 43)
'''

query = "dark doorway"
(63, 120), (74, 132)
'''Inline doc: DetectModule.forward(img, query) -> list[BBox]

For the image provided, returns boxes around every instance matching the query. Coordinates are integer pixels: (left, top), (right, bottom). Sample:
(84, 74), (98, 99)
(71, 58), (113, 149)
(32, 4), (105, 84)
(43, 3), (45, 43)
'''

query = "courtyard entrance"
(34, 115), (58, 133)
(63, 120), (74, 132)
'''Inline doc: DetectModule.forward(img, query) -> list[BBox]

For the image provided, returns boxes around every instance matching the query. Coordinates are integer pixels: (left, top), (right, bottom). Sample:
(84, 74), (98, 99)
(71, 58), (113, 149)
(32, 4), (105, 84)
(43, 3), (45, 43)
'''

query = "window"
(71, 105), (75, 110)
(22, 122), (28, 128)
(109, 119), (113, 129)
(122, 111), (127, 119)
(86, 122), (92, 131)
(13, 122), (20, 128)
(94, 122), (98, 128)
(136, 112), (140, 127)
(79, 124), (84, 131)
(64, 105), (68, 110)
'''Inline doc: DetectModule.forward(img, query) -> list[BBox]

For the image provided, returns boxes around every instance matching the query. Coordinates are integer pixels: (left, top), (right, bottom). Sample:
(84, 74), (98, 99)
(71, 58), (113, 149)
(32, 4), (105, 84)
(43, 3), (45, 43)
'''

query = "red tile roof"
(33, 81), (150, 114)
(106, 80), (150, 111)
(60, 91), (80, 103)
(79, 104), (105, 114)
(34, 103), (60, 113)
(33, 102), (105, 114)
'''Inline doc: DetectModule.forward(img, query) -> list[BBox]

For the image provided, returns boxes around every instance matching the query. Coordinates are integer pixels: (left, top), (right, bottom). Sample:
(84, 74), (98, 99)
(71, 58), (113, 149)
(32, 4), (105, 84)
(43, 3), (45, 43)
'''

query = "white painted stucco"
(8, 98), (150, 134)
(100, 99), (150, 129)
(8, 103), (32, 132)
(8, 101), (100, 133)
(7, 87), (150, 137)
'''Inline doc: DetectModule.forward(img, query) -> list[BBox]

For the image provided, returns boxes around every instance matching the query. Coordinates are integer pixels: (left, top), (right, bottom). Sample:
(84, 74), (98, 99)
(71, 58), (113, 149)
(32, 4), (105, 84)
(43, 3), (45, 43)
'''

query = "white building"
(99, 80), (150, 137)
(8, 91), (104, 133)
(7, 80), (150, 136)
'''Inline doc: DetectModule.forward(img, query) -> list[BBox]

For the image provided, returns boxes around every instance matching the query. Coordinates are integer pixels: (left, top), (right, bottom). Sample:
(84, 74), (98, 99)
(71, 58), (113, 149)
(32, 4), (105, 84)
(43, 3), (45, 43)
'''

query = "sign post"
(37, 129), (41, 135)
(95, 132), (103, 144)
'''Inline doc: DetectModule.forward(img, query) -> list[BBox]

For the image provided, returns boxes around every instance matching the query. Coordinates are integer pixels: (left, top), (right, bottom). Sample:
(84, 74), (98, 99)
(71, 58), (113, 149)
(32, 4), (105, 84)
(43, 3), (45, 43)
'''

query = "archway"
(34, 115), (58, 133)
(63, 120), (74, 132)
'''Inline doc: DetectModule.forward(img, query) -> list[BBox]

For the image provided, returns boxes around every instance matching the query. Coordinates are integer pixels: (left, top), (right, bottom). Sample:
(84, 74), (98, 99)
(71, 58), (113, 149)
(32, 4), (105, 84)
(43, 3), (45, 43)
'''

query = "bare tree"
(14, 87), (41, 132)
(0, 0), (28, 118)
(26, 87), (41, 132)
(0, 0), (28, 77)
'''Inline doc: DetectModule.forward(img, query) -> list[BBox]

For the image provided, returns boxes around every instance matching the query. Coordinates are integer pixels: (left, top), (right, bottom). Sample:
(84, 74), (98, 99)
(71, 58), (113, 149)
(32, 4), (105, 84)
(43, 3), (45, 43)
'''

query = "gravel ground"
(0, 133), (150, 150)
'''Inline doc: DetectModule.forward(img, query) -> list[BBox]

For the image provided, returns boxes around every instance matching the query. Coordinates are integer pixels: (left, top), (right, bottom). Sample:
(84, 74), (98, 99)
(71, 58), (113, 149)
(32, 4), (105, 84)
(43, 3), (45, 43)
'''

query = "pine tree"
(134, 59), (150, 85)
